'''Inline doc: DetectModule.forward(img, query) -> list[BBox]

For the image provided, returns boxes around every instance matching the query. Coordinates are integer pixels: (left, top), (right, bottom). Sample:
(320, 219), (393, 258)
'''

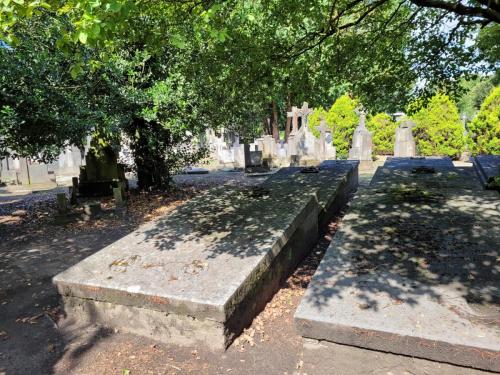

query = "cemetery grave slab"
(295, 160), (500, 372)
(370, 157), (481, 190)
(54, 162), (358, 349)
(262, 160), (359, 228)
(473, 155), (500, 190)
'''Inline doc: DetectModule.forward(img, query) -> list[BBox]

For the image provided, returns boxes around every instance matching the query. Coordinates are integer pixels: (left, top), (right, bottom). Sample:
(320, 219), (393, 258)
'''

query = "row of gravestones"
(218, 108), (417, 172)
(348, 112), (416, 163)
(212, 103), (338, 171)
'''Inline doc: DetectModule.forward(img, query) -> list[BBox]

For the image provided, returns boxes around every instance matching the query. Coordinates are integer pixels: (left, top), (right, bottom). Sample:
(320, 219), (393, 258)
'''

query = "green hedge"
(309, 94), (359, 158)
(411, 93), (466, 158)
(468, 86), (500, 155)
(367, 112), (397, 155)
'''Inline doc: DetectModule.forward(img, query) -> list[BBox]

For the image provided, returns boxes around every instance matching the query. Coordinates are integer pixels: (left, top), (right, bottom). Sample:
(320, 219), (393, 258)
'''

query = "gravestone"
(317, 119), (328, 162)
(56, 193), (68, 214)
(243, 144), (267, 173)
(298, 102), (313, 129)
(113, 187), (125, 208)
(53, 161), (359, 350)
(232, 139), (245, 169)
(348, 112), (372, 162)
(262, 135), (275, 159)
(370, 157), (481, 190)
(394, 120), (416, 157)
(295, 157), (500, 373)
(287, 106), (301, 134)
(78, 146), (127, 197)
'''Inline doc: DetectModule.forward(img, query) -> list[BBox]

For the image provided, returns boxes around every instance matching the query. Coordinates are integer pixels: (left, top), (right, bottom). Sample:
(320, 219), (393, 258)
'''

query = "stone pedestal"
(78, 146), (127, 197)
(394, 122), (416, 157)
(348, 114), (373, 161)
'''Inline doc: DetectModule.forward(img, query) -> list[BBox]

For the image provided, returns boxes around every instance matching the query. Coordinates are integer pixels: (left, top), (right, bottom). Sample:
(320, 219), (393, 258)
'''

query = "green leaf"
(78, 31), (88, 44)
(69, 64), (83, 78)
(107, 0), (121, 12)
(170, 34), (186, 49)
(91, 23), (101, 38)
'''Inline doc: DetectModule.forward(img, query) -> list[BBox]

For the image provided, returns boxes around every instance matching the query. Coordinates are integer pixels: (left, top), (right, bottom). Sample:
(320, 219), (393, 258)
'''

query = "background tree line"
(0, 0), (498, 187)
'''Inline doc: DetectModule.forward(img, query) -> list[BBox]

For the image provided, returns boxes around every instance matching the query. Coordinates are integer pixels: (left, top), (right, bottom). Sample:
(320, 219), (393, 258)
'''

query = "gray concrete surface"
(473, 155), (500, 189)
(302, 339), (494, 375)
(295, 158), (500, 372)
(54, 162), (358, 349)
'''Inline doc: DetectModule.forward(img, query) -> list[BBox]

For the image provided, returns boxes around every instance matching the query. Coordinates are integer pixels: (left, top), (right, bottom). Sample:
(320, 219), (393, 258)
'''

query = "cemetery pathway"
(0, 169), (372, 375)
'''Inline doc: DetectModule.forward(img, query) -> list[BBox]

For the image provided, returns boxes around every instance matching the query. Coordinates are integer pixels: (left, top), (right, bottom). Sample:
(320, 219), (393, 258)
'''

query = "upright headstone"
(394, 120), (416, 157)
(56, 193), (68, 214)
(348, 111), (373, 161)
(317, 119), (328, 162)
(288, 134), (298, 156)
(262, 135), (275, 159)
(244, 144), (266, 172)
(113, 187), (125, 208)
(78, 146), (127, 197)
(232, 138), (245, 169)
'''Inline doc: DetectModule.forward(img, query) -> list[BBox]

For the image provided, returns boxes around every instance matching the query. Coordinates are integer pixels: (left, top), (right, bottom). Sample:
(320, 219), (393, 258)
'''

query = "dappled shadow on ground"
(0, 228), (130, 375)
(304, 165), (499, 331)
(138, 164), (354, 263)
(0, 190), (194, 375)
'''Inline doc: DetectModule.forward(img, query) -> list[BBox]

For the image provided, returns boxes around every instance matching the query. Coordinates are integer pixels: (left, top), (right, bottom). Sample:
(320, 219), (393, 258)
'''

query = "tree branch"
(410, 0), (500, 23)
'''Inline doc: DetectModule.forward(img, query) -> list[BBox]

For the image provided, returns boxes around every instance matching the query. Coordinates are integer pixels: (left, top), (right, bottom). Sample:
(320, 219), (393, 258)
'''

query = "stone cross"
(359, 110), (367, 129)
(298, 102), (314, 128)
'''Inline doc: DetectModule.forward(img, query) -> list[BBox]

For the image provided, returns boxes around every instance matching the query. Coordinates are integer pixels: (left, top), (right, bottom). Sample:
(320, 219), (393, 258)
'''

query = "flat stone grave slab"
(295, 162), (500, 372)
(54, 162), (358, 349)
(370, 157), (481, 190)
(262, 160), (359, 227)
(383, 156), (455, 169)
(473, 155), (500, 189)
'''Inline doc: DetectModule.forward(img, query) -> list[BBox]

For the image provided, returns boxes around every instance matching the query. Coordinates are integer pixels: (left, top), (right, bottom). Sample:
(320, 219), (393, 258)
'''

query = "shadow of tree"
(303, 160), (499, 330)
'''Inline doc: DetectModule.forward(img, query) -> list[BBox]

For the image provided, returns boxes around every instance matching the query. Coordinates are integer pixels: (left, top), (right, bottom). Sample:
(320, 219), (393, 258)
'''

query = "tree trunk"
(271, 100), (280, 141)
(284, 111), (291, 142)
(128, 118), (170, 191)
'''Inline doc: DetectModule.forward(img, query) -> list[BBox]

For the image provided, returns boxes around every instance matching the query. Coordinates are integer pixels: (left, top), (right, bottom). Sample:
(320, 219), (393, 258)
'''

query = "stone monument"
(394, 120), (416, 157)
(348, 111), (372, 162)
(78, 146), (127, 197)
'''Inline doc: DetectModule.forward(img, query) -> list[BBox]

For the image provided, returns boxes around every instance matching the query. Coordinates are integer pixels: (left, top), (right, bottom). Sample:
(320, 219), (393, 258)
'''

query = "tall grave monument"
(348, 110), (372, 166)
(394, 119), (416, 157)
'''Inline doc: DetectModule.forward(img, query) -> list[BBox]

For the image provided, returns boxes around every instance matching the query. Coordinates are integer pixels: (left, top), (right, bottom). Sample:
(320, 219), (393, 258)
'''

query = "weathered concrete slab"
(262, 160), (359, 227)
(301, 339), (494, 375)
(383, 156), (455, 169)
(473, 155), (500, 189)
(295, 162), (500, 372)
(54, 162), (358, 349)
(370, 157), (481, 190)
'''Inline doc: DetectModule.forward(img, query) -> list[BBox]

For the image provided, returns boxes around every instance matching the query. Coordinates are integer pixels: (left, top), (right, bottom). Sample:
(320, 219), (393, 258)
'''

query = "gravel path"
(0, 187), (68, 216)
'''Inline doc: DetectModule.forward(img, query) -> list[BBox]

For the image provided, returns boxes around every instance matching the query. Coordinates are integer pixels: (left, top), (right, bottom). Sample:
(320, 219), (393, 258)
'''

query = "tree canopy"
(1, 0), (498, 186)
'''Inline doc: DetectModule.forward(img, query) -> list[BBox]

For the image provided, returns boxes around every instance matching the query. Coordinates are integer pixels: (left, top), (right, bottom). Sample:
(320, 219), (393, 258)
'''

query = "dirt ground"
(0, 173), (349, 375)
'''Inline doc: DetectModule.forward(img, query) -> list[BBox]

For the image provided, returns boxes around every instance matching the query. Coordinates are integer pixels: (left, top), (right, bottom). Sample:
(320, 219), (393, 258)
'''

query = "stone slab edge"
(295, 315), (500, 372)
(301, 338), (495, 375)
